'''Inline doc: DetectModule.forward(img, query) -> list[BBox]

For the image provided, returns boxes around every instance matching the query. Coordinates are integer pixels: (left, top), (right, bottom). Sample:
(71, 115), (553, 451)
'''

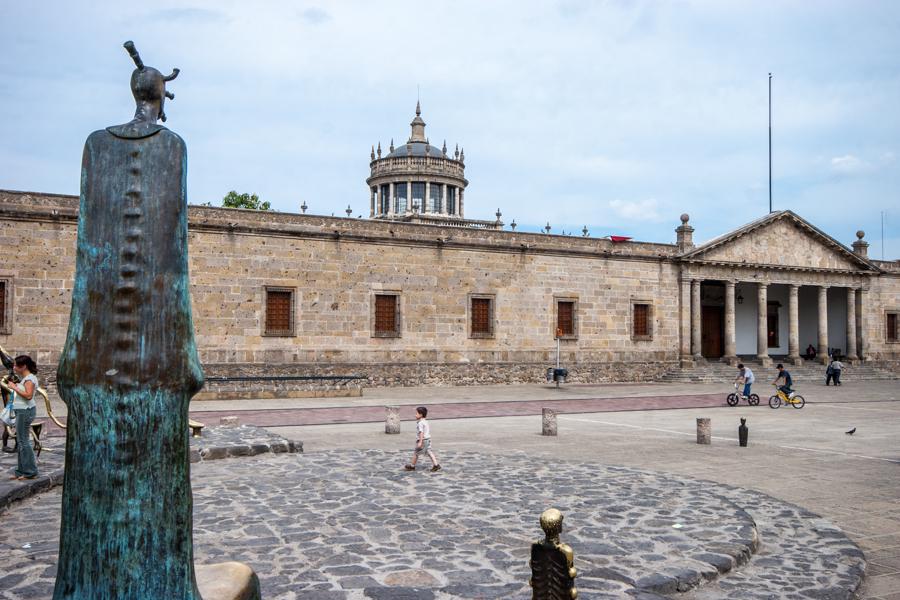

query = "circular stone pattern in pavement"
(1, 450), (863, 599)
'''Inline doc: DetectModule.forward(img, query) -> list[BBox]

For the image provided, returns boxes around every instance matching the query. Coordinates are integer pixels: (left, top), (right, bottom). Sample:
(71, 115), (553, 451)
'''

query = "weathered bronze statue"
(54, 41), (206, 599)
(530, 508), (578, 600)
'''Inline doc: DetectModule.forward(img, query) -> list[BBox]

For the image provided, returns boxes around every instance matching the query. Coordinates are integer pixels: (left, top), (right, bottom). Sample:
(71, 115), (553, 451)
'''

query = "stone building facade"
(0, 188), (898, 390)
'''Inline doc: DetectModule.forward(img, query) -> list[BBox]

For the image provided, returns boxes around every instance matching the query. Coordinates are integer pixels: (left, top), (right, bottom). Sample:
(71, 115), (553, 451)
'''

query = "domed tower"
(367, 102), (474, 225)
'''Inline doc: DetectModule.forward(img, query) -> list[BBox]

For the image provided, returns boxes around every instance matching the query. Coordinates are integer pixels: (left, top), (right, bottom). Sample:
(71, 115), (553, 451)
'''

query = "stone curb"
(0, 467), (65, 517)
(190, 439), (303, 463)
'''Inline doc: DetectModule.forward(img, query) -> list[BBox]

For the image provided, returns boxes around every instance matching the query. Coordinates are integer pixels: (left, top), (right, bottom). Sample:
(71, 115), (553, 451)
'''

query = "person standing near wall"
(6, 355), (39, 480)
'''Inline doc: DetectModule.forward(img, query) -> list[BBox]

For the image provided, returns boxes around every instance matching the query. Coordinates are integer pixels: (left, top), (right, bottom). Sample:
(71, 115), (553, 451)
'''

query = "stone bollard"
(542, 408), (558, 436)
(385, 405), (401, 434)
(220, 416), (240, 427)
(739, 417), (749, 447)
(696, 417), (711, 445)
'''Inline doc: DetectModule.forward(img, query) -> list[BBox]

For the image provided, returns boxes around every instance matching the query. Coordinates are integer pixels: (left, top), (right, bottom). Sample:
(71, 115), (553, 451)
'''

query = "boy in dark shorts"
(773, 364), (794, 397)
(404, 406), (441, 472)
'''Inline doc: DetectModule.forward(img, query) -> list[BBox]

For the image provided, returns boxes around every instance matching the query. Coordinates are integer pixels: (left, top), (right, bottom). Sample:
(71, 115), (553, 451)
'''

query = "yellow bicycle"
(768, 384), (805, 409)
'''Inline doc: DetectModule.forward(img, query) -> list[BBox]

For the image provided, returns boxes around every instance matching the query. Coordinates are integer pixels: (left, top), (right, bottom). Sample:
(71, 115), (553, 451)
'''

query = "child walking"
(404, 406), (441, 472)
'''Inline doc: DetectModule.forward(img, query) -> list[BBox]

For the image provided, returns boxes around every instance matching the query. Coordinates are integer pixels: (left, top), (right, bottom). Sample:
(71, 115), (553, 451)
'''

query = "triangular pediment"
(680, 211), (878, 272)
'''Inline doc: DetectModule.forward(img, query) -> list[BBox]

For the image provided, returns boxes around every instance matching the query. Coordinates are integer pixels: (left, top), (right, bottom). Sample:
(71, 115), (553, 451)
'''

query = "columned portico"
(846, 288), (858, 361)
(818, 286), (829, 363)
(788, 284), (801, 364)
(723, 280), (737, 363)
(857, 289), (867, 361)
(756, 282), (771, 366)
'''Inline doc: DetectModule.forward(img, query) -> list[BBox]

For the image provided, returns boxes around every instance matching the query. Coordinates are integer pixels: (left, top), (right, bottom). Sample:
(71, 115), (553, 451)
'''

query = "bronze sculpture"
(53, 41), (209, 599)
(530, 508), (578, 599)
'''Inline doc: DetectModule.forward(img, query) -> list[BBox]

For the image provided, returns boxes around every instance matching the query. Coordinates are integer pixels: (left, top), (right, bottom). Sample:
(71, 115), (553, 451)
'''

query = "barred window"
(265, 289), (294, 336)
(471, 297), (493, 337)
(633, 303), (650, 338)
(888, 313), (899, 342)
(557, 301), (575, 337)
(374, 294), (399, 336)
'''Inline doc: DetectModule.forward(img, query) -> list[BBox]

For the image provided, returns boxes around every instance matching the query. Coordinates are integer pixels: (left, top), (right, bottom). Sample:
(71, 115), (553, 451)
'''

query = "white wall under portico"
(735, 282), (847, 356)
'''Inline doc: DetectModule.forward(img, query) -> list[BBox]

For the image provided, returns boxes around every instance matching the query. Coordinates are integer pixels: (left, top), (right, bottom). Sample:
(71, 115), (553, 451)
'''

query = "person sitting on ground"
(805, 344), (817, 360)
(735, 363), (754, 399)
(773, 363), (794, 398)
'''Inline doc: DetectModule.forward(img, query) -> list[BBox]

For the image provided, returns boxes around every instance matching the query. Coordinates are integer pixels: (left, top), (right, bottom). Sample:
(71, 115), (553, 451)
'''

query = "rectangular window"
(428, 184), (440, 213)
(557, 301), (575, 337)
(374, 294), (399, 337)
(633, 303), (651, 338)
(396, 182), (408, 213)
(888, 312), (899, 342)
(411, 182), (425, 212)
(380, 184), (390, 214)
(446, 186), (456, 215)
(0, 281), (5, 332)
(470, 297), (493, 337)
(265, 288), (295, 336)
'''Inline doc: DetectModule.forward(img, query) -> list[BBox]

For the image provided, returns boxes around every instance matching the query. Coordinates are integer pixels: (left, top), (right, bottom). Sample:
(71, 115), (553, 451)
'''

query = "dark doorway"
(767, 301), (780, 348)
(702, 306), (724, 358)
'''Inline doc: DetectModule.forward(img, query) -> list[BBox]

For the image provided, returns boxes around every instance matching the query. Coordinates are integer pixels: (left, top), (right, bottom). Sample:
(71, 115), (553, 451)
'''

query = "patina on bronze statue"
(53, 42), (259, 600)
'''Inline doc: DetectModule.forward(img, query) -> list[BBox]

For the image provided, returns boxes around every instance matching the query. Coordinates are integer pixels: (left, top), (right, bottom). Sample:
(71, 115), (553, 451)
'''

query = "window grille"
(265, 290), (293, 336)
(471, 297), (492, 336)
(633, 304), (650, 337)
(557, 301), (575, 336)
(375, 294), (398, 334)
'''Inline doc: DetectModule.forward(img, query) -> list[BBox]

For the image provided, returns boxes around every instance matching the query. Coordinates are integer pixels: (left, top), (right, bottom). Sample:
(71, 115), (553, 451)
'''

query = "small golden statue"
(529, 508), (578, 599)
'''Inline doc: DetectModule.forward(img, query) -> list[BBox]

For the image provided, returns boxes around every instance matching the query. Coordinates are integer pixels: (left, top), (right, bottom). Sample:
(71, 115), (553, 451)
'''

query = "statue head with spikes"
(124, 41), (180, 123)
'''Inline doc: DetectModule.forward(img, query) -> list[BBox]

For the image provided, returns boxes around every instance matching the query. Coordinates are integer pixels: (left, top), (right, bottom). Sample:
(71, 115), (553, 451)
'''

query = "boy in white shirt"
(404, 406), (441, 472)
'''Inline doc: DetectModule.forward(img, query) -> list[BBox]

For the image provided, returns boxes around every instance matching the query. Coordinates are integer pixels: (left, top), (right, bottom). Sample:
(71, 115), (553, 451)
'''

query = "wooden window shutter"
(375, 294), (397, 334)
(471, 297), (492, 335)
(557, 301), (574, 336)
(265, 290), (293, 335)
(633, 304), (649, 337)
(888, 313), (898, 342)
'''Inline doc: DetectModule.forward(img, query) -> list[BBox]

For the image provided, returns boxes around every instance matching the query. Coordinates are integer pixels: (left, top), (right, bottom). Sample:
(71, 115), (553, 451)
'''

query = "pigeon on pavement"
(845, 427), (856, 435)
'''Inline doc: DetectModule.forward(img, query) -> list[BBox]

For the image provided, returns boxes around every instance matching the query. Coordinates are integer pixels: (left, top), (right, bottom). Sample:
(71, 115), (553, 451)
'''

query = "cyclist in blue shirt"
(773, 364), (793, 396)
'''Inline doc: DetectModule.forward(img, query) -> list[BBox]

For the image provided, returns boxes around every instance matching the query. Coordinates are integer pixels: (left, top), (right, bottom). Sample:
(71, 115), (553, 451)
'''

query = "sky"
(2, 1), (899, 258)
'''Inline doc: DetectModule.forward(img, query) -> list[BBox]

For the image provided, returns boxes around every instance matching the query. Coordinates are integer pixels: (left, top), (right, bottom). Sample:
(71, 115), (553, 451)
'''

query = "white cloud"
(609, 198), (663, 222)
(830, 154), (871, 174)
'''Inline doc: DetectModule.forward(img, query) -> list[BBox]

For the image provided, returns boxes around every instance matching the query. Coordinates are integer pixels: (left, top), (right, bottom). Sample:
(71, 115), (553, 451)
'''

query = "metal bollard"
(385, 405), (401, 434)
(542, 408), (558, 436)
(696, 417), (711, 445)
(739, 417), (748, 447)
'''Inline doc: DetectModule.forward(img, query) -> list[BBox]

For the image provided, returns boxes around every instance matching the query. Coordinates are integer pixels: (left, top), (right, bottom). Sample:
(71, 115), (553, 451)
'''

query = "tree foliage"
(221, 190), (271, 211)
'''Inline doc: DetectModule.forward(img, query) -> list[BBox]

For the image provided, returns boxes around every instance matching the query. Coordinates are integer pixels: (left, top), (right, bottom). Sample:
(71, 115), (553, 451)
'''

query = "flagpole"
(769, 73), (773, 213)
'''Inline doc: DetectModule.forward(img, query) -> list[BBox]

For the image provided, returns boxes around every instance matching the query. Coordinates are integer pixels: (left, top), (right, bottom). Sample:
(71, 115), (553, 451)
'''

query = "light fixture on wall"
(737, 294), (744, 305)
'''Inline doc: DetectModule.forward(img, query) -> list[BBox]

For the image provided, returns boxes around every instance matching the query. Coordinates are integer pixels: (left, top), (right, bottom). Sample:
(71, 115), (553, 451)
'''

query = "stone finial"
(346, 205), (353, 217)
(676, 213), (694, 252)
(370, 145), (375, 161)
(390, 139), (394, 153)
(377, 141), (382, 158)
(582, 226), (589, 237)
(459, 148), (465, 163)
(852, 229), (869, 258)
(442, 140), (447, 156)
(495, 208), (502, 222)
(510, 219), (517, 231)
(300, 201), (308, 214)
(544, 222), (551, 234)
(454, 144), (459, 159)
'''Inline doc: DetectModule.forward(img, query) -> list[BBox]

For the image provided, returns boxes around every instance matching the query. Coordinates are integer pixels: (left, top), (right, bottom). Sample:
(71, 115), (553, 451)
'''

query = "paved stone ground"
(0, 450), (864, 599)
(189, 424), (304, 462)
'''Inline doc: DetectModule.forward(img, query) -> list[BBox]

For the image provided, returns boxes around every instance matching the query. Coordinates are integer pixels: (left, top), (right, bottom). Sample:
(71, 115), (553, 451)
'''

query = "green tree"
(221, 190), (271, 211)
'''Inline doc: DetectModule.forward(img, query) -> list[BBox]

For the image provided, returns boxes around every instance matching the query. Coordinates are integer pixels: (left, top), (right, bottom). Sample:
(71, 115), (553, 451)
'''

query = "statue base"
(196, 562), (262, 600)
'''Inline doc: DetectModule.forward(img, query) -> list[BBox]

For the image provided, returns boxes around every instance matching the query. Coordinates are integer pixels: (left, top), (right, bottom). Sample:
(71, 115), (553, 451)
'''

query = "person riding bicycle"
(735, 363), (755, 399)
(773, 364), (794, 397)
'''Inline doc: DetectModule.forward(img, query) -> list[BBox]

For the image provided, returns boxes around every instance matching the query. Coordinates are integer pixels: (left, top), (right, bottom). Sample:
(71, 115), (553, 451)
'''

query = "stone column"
(696, 418), (711, 445)
(459, 188), (464, 217)
(389, 182), (395, 215)
(442, 183), (448, 214)
(407, 179), (412, 213)
(846, 288), (858, 361)
(385, 406), (400, 434)
(691, 279), (702, 359)
(370, 187), (376, 217)
(724, 281), (737, 363)
(788, 284), (800, 364)
(818, 286), (829, 363)
(542, 408), (557, 436)
(425, 181), (430, 213)
(757, 282), (771, 365)
(857, 288), (867, 361)
(679, 277), (692, 365)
